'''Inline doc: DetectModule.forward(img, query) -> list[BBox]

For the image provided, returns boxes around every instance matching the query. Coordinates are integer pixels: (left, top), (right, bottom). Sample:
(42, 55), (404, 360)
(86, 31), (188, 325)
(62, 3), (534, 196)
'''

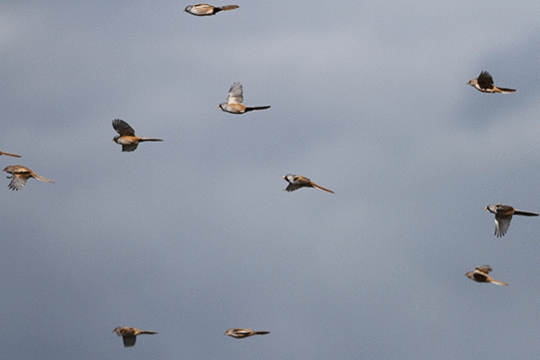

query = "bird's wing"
(475, 265), (492, 274)
(8, 174), (28, 190)
(122, 144), (139, 152)
(123, 335), (137, 347)
(227, 82), (244, 104)
(477, 71), (494, 89)
(112, 119), (135, 136)
(494, 214), (512, 237)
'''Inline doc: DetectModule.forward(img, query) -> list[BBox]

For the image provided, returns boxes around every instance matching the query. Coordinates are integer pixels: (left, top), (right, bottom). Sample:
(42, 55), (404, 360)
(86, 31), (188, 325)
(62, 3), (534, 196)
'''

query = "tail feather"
(495, 87), (516, 93)
(34, 174), (55, 184)
(312, 183), (334, 194)
(221, 5), (239, 11)
(490, 279), (509, 286)
(0, 151), (21, 158)
(254, 331), (270, 335)
(245, 106), (271, 112)
(139, 138), (163, 142)
(514, 210), (539, 216)
(139, 331), (157, 335)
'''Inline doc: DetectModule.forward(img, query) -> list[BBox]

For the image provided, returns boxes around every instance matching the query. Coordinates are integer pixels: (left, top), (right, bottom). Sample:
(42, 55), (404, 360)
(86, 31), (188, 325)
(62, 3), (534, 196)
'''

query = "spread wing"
(494, 214), (512, 237)
(227, 82), (244, 104)
(8, 174), (29, 190)
(122, 144), (139, 152)
(475, 265), (492, 274)
(112, 119), (135, 136)
(477, 71), (494, 90)
(122, 335), (137, 347)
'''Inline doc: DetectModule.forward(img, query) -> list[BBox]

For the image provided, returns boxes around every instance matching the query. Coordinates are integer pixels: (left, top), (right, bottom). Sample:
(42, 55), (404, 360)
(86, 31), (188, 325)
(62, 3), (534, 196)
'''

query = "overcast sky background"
(2, 1), (540, 359)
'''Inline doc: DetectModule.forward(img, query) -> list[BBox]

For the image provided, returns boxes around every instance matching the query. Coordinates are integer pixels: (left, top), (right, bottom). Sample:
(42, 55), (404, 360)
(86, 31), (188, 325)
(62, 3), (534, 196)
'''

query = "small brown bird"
(113, 327), (157, 348)
(283, 174), (334, 193)
(224, 328), (270, 339)
(3, 165), (54, 191)
(218, 82), (271, 114)
(112, 119), (163, 152)
(467, 71), (515, 93)
(0, 151), (21, 158)
(485, 204), (538, 237)
(465, 265), (508, 286)
(184, 4), (239, 16)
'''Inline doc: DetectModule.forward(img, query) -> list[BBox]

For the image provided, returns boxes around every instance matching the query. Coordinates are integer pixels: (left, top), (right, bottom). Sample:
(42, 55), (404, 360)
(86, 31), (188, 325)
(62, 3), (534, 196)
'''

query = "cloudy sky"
(2, 1), (540, 359)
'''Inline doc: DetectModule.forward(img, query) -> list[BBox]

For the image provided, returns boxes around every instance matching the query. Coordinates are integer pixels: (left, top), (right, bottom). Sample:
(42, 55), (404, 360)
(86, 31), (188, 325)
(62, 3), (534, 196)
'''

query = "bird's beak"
(217, 105), (220, 108)
(484, 207), (488, 211)
(282, 176), (286, 179)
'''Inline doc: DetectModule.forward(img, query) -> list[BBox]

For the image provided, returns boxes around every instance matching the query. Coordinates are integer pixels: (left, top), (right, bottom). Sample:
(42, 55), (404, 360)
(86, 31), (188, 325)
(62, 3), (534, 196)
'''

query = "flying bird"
(184, 4), (239, 16)
(113, 327), (157, 348)
(485, 204), (538, 237)
(282, 174), (334, 193)
(0, 151), (21, 158)
(3, 165), (54, 191)
(224, 328), (270, 339)
(218, 82), (271, 114)
(465, 265), (508, 286)
(467, 71), (515, 93)
(112, 119), (163, 152)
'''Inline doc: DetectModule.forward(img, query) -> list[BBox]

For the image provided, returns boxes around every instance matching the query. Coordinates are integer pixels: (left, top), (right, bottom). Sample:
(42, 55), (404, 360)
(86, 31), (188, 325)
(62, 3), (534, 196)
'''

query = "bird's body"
(465, 265), (508, 286)
(282, 174), (334, 193)
(184, 4), (239, 16)
(0, 151), (21, 158)
(3, 165), (54, 191)
(467, 71), (515, 93)
(218, 82), (270, 114)
(485, 204), (538, 237)
(113, 327), (157, 348)
(224, 328), (270, 339)
(112, 119), (163, 152)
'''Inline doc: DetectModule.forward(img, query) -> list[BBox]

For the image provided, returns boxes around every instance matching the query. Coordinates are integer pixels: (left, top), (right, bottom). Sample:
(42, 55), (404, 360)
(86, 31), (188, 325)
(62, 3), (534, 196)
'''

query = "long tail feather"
(139, 331), (157, 335)
(245, 106), (271, 112)
(221, 5), (239, 11)
(312, 183), (334, 194)
(139, 138), (163, 142)
(33, 174), (54, 184)
(495, 87), (516, 93)
(514, 210), (539, 216)
(254, 331), (270, 335)
(0, 151), (21, 158)
(490, 279), (509, 286)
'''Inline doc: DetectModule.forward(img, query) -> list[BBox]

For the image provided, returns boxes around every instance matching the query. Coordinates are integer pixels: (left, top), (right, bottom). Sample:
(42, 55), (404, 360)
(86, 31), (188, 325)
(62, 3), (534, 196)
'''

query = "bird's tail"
(312, 183), (334, 194)
(253, 331), (270, 335)
(514, 210), (539, 216)
(34, 174), (55, 184)
(220, 5), (239, 11)
(494, 87), (516, 93)
(139, 331), (157, 335)
(490, 279), (509, 286)
(139, 138), (163, 142)
(0, 151), (21, 158)
(244, 106), (271, 112)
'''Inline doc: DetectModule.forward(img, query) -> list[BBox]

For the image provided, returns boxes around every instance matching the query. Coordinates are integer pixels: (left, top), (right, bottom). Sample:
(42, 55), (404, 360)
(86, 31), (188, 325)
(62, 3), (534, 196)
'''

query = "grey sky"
(2, 1), (540, 359)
